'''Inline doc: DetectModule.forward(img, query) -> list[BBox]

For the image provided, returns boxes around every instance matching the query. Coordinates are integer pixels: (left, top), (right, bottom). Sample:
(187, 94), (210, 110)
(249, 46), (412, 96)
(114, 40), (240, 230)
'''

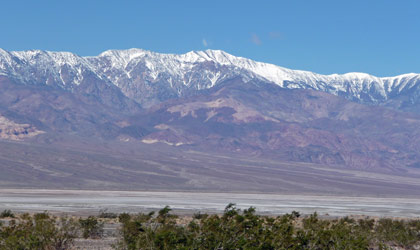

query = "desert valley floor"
(1, 189), (420, 218)
(1, 139), (420, 217)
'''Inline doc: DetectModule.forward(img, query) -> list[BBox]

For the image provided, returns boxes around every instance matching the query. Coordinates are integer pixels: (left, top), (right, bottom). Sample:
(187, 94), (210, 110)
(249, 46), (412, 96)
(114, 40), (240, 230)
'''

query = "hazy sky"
(2, 0), (419, 76)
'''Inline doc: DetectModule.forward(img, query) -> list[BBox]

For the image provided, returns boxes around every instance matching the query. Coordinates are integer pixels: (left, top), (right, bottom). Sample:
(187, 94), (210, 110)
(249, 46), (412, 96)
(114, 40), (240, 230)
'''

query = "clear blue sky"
(1, 0), (419, 76)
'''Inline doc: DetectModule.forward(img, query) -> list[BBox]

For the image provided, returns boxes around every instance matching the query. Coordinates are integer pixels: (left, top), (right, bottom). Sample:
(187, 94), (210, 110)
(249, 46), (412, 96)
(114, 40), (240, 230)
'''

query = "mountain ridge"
(1, 48), (420, 108)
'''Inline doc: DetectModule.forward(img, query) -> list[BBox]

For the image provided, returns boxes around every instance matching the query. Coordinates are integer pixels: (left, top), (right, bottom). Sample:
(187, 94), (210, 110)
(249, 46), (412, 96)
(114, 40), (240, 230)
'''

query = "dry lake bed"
(0, 189), (420, 218)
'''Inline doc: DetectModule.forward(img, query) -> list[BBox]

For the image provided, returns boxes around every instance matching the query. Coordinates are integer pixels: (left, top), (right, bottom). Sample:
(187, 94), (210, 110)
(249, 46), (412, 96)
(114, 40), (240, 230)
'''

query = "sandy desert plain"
(1, 139), (420, 218)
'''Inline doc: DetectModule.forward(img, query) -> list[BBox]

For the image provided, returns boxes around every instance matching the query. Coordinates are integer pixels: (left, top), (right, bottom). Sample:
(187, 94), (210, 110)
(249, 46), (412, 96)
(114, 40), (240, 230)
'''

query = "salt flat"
(0, 189), (419, 218)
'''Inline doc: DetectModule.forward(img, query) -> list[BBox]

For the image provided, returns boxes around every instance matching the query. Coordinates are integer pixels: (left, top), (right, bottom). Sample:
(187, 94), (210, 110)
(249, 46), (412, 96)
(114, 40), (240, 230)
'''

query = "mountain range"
(1, 48), (420, 181)
(2, 48), (420, 108)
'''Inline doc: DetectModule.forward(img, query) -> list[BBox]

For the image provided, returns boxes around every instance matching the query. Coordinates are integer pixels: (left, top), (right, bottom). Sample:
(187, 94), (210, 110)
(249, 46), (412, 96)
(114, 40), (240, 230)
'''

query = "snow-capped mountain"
(1, 48), (419, 108)
(1, 48), (420, 170)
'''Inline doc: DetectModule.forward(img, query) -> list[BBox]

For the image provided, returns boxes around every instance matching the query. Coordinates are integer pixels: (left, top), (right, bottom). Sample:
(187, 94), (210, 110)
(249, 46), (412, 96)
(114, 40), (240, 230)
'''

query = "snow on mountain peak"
(1, 48), (420, 106)
(0, 49), (100, 87)
(85, 48), (420, 104)
(98, 48), (148, 62)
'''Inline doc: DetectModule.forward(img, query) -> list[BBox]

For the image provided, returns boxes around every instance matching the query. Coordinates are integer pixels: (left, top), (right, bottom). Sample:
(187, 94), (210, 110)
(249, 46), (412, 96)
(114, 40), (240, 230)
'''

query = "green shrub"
(0, 212), (78, 249)
(1, 205), (418, 249)
(375, 218), (419, 248)
(118, 213), (131, 224)
(114, 205), (420, 250)
(99, 209), (118, 219)
(79, 216), (104, 239)
(0, 210), (14, 218)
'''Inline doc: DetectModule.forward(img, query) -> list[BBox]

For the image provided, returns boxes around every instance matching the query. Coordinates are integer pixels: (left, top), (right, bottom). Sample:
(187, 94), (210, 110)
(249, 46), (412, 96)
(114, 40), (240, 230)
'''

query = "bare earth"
(1, 189), (420, 218)
(1, 140), (420, 219)
(2, 140), (420, 197)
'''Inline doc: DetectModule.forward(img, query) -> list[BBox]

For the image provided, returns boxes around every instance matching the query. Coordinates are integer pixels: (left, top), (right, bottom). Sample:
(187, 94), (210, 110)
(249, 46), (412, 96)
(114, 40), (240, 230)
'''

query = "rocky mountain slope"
(134, 78), (420, 170)
(0, 115), (43, 140)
